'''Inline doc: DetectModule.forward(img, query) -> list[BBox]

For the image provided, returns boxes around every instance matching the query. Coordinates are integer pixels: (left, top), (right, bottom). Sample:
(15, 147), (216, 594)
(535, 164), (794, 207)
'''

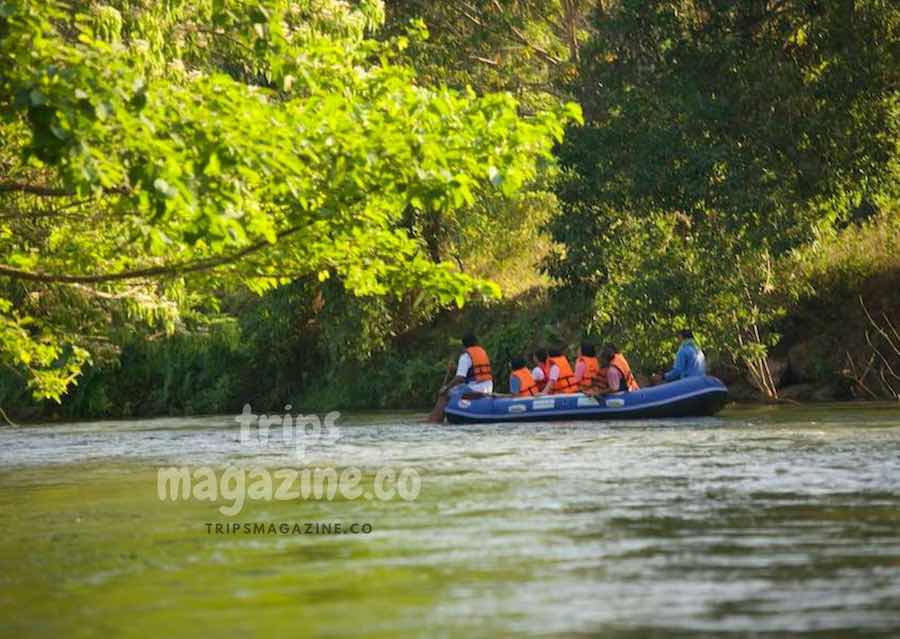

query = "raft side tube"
(444, 375), (728, 424)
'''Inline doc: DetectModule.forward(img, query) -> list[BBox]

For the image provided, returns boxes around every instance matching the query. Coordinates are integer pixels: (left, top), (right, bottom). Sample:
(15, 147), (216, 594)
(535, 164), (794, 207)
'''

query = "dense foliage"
(0, 0), (577, 403)
(550, 0), (900, 392)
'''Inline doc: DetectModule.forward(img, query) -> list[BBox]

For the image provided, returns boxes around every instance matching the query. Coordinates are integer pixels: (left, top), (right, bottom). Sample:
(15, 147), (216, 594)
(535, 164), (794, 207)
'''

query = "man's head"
(511, 356), (527, 370)
(548, 346), (564, 358)
(580, 341), (596, 358)
(461, 333), (478, 348)
(680, 329), (694, 340)
(601, 344), (617, 363)
(533, 348), (547, 364)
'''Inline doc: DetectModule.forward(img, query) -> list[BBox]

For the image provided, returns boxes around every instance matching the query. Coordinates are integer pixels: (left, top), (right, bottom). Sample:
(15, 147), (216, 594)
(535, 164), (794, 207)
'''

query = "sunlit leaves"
(0, 0), (577, 399)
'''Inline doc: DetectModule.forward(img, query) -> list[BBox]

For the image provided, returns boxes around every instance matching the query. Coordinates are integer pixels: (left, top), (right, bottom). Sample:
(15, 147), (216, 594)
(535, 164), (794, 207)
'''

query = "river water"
(1, 404), (899, 638)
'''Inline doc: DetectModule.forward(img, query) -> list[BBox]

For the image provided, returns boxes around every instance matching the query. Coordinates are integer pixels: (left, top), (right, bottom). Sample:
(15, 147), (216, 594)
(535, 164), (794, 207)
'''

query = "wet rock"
(811, 384), (839, 401)
(727, 380), (765, 401)
(778, 383), (816, 401)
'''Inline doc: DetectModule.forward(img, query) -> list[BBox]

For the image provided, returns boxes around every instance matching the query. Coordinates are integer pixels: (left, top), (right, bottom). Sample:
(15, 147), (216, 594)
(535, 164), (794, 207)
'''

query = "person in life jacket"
(439, 333), (494, 397)
(574, 342), (600, 392)
(531, 348), (548, 390)
(541, 346), (579, 394)
(588, 344), (639, 395)
(509, 356), (539, 397)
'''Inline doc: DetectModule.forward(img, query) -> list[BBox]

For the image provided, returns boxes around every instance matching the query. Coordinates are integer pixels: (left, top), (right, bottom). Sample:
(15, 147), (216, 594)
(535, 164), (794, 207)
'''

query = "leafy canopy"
(550, 0), (899, 374)
(0, 0), (580, 400)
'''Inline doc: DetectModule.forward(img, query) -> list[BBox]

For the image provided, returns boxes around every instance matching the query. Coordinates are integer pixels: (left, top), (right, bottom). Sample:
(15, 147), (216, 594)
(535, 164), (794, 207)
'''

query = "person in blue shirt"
(653, 329), (706, 384)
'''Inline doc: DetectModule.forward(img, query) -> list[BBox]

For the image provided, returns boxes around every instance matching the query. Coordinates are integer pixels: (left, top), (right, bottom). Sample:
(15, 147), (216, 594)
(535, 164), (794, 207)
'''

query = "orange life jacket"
(576, 355), (600, 392)
(593, 367), (610, 391)
(510, 367), (538, 397)
(464, 346), (492, 383)
(608, 352), (639, 391)
(548, 355), (578, 394)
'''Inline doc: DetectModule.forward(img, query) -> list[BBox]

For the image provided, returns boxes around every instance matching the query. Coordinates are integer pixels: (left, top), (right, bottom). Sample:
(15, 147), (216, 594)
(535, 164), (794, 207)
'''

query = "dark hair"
(461, 333), (478, 347)
(548, 346), (564, 357)
(580, 341), (596, 357)
(680, 329), (694, 339)
(601, 344), (617, 362)
(511, 356), (527, 370)
(533, 348), (547, 362)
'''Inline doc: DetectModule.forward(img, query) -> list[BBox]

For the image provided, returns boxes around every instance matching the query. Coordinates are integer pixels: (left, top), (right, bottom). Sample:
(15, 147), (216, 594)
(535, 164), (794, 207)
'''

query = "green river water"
(1, 403), (899, 638)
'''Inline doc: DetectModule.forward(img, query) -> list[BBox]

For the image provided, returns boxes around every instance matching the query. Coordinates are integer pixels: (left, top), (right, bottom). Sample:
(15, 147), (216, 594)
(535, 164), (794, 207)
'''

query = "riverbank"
(2, 215), (897, 421)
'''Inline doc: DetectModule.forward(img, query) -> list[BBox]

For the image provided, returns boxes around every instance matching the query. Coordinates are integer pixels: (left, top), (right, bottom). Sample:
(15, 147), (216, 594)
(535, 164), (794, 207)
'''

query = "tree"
(0, 0), (578, 400)
(385, 0), (597, 110)
(379, 0), (591, 298)
(550, 0), (900, 392)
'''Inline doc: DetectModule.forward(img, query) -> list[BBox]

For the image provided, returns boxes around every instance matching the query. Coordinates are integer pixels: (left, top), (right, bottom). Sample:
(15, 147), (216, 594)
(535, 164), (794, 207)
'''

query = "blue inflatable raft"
(444, 375), (728, 424)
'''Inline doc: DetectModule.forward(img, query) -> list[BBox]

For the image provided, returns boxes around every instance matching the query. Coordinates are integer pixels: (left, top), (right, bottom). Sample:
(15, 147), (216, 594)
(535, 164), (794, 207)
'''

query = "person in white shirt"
(540, 346), (578, 394)
(439, 333), (494, 395)
(531, 348), (547, 390)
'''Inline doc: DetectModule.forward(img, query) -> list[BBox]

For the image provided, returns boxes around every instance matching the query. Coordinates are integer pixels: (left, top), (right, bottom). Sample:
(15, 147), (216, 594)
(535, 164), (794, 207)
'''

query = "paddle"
(427, 360), (453, 424)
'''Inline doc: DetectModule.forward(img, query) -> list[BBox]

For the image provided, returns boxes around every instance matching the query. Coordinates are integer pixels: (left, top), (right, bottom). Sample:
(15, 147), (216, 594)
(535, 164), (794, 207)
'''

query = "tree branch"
(0, 226), (303, 284)
(470, 54), (500, 67)
(0, 182), (74, 197)
(490, 0), (562, 65)
(453, 1), (562, 67)
(0, 182), (128, 197)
